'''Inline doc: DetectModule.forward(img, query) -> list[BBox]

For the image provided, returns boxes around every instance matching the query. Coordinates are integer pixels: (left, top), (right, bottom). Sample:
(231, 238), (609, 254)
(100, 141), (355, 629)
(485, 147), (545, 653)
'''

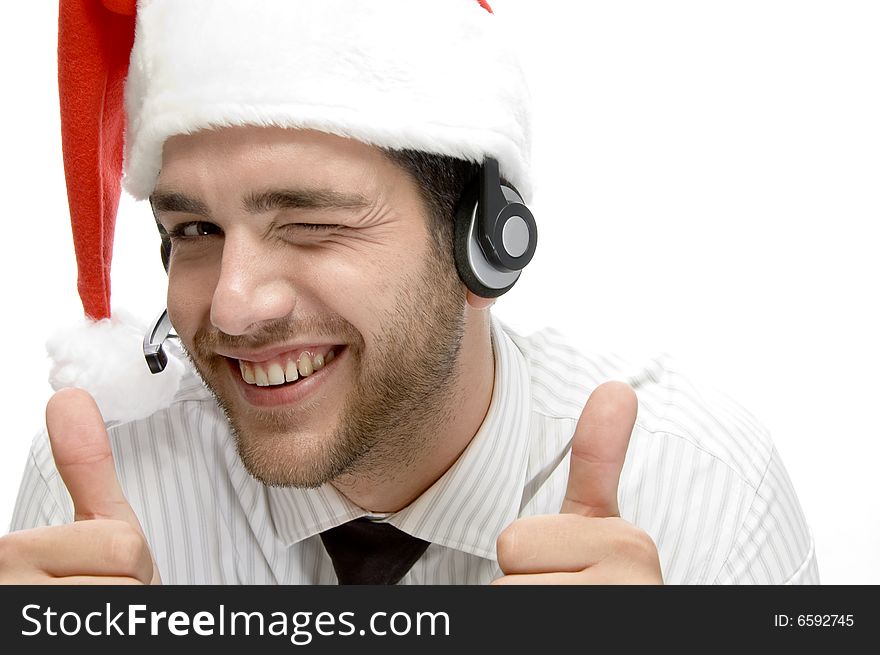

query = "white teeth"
(267, 362), (285, 385)
(239, 347), (338, 387)
(285, 359), (299, 383)
(240, 361), (256, 384)
(298, 353), (314, 377)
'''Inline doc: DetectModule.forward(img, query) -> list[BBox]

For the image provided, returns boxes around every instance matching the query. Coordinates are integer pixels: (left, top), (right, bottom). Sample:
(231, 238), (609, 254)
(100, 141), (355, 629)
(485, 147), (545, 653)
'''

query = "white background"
(1, 1), (877, 584)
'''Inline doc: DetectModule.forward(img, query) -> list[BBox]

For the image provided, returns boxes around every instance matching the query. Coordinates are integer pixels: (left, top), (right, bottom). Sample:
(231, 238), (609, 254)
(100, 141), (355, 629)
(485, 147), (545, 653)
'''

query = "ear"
(466, 290), (497, 310)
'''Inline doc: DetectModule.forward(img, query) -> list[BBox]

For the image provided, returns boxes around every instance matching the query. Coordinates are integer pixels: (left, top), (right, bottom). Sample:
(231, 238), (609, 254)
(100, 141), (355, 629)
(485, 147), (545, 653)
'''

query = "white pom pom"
(47, 309), (186, 423)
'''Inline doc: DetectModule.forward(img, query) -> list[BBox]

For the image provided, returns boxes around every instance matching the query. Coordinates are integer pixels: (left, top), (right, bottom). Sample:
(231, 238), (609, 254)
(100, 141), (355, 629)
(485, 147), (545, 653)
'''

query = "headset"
(143, 156), (537, 373)
(453, 157), (537, 298)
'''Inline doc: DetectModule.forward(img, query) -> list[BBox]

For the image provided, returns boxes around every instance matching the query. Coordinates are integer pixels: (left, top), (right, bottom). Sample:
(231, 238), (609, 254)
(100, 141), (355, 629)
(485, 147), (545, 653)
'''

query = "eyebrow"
(242, 188), (370, 213)
(149, 188), (370, 218)
(150, 192), (211, 218)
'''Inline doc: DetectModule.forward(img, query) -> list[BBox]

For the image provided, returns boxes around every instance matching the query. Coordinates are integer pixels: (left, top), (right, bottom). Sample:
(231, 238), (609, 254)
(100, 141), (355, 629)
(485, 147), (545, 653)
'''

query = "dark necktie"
(320, 518), (430, 585)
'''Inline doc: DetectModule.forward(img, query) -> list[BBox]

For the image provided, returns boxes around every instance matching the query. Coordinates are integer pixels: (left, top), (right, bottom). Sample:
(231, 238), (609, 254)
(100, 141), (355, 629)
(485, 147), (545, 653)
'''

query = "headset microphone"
(144, 308), (173, 374)
(143, 212), (175, 373)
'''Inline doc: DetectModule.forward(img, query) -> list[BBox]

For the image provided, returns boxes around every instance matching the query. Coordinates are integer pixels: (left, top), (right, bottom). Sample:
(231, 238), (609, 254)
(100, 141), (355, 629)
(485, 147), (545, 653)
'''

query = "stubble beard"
(181, 248), (468, 489)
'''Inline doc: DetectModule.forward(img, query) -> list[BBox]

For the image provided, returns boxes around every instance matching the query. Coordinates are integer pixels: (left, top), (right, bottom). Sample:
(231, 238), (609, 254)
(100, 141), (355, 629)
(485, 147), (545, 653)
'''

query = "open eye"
(167, 221), (223, 239)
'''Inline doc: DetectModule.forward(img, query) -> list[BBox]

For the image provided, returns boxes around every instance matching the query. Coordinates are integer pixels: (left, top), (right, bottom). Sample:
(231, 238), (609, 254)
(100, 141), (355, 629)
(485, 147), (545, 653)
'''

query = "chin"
(224, 396), (377, 489)
(232, 424), (352, 488)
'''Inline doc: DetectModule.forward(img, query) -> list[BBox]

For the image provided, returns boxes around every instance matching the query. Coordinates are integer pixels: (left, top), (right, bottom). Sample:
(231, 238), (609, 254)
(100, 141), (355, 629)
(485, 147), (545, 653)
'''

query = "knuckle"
(612, 522), (658, 562)
(495, 524), (520, 565)
(105, 523), (147, 573)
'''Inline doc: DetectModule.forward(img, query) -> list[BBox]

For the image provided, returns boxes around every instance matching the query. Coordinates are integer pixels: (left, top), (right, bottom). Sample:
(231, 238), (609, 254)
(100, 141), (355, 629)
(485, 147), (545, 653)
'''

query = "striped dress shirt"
(9, 316), (818, 584)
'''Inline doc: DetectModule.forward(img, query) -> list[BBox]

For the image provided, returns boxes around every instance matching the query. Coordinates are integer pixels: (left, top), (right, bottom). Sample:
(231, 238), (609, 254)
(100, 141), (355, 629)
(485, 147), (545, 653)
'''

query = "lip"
(226, 345), (347, 408)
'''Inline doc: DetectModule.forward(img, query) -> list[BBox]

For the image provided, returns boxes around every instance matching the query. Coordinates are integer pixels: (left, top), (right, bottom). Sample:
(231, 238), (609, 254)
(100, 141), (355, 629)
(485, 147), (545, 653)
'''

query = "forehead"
(157, 126), (391, 194)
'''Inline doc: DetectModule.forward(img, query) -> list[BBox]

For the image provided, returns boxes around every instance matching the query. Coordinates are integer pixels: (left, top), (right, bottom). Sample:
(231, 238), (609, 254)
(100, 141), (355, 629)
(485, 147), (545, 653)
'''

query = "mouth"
(224, 345), (347, 408)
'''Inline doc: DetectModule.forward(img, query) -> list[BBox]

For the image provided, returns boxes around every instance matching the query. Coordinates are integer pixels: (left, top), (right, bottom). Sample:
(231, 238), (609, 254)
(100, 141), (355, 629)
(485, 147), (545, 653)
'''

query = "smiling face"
(153, 127), (469, 488)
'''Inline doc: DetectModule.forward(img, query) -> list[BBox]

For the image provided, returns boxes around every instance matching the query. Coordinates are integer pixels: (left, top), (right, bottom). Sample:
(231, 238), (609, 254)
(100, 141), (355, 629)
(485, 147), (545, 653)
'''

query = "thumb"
(46, 387), (137, 524)
(560, 381), (638, 517)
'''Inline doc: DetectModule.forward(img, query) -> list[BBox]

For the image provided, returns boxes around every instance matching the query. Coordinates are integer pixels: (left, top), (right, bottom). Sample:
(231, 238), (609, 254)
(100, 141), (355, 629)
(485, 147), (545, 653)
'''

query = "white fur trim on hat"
(123, 0), (532, 200)
(47, 309), (185, 424)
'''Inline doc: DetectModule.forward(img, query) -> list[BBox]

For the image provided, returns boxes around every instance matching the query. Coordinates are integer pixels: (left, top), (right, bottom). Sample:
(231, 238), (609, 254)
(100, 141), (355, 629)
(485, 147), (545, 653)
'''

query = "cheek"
(318, 274), (389, 355)
(166, 265), (217, 341)
(307, 249), (414, 338)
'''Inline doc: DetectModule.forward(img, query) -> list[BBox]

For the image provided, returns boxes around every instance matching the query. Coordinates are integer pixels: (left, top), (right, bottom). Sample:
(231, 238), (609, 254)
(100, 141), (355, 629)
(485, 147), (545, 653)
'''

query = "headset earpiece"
(453, 157), (537, 298)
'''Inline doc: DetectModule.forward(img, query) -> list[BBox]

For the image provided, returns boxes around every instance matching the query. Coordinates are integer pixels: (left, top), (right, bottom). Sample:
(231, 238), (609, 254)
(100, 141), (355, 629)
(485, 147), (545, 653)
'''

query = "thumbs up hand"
(0, 388), (159, 584)
(492, 381), (662, 585)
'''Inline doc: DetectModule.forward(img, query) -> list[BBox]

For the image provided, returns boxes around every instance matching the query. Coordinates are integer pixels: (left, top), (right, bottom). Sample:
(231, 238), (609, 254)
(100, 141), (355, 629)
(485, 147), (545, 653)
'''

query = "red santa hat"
(52, 0), (531, 423)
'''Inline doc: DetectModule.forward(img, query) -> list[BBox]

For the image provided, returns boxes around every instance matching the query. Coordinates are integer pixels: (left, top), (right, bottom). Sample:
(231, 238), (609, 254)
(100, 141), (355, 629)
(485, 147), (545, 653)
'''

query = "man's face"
(153, 127), (468, 488)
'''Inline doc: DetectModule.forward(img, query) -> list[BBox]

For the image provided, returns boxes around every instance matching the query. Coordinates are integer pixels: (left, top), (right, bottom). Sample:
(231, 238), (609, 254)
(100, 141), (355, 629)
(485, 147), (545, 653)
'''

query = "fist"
(0, 388), (160, 585)
(492, 381), (663, 584)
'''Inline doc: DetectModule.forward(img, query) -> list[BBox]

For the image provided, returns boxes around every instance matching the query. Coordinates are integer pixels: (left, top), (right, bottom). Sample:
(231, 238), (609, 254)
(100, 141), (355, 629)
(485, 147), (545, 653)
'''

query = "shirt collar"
(266, 315), (533, 560)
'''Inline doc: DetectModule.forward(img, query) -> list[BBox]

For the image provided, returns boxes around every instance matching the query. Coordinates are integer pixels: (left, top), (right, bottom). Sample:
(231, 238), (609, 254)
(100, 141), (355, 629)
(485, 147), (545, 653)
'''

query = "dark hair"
(383, 149), (479, 258)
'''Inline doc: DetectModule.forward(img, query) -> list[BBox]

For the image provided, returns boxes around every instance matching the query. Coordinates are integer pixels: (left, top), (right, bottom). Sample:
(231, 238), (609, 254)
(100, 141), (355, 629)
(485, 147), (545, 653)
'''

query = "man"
(2, 0), (816, 584)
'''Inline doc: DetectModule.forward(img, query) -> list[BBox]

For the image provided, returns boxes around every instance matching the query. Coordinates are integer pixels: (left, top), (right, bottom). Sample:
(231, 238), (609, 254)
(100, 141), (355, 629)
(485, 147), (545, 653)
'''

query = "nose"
(209, 233), (298, 336)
